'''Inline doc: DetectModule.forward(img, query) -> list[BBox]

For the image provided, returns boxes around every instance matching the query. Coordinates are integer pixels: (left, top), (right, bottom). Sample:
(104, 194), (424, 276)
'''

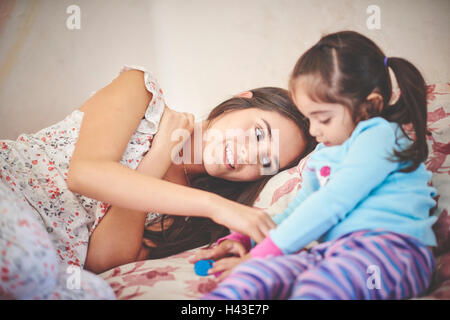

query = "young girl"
(198, 31), (438, 300)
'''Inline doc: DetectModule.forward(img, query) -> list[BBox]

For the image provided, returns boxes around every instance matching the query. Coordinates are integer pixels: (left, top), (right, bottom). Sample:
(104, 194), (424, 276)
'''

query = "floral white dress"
(0, 66), (165, 298)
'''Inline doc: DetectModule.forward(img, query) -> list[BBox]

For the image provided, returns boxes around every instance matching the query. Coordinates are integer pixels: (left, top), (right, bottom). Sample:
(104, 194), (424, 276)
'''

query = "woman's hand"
(189, 240), (247, 264)
(138, 106), (195, 177)
(151, 106), (195, 158)
(210, 198), (276, 244)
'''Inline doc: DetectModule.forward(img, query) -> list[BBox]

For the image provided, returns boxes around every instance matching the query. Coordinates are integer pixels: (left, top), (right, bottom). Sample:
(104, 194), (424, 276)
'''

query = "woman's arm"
(68, 70), (213, 216)
(85, 107), (194, 273)
(85, 162), (165, 274)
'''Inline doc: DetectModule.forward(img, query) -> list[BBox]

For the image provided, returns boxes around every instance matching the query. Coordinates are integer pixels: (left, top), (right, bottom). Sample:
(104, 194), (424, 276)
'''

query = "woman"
(0, 65), (314, 299)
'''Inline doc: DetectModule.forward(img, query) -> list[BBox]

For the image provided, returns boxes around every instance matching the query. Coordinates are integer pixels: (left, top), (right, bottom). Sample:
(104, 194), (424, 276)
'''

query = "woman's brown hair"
(143, 87), (316, 259)
(289, 30), (430, 173)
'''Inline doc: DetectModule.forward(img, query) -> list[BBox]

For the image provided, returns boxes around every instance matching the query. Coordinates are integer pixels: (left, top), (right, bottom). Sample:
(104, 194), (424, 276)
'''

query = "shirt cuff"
(217, 232), (252, 252)
(249, 236), (283, 258)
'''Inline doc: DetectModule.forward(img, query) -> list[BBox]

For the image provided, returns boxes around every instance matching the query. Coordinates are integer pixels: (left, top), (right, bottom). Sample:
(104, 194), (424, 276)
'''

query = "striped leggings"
(203, 230), (435, 300)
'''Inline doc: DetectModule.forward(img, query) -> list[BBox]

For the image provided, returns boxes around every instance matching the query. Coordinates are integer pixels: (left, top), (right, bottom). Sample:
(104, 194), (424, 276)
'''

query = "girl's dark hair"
(289, 30), (429, 173)
(144, 87), (316, 259)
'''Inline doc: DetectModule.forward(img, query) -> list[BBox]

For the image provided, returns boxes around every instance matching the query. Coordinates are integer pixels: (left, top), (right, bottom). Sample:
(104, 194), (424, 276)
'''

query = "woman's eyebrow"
(262, 119), (272, 139)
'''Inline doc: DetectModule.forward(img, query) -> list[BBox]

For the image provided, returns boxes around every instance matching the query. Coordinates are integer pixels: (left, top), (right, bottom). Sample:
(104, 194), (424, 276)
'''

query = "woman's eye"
(319, 118), (331, 124)
(261, 156), (271, 168)
(255, 127), (264, 141)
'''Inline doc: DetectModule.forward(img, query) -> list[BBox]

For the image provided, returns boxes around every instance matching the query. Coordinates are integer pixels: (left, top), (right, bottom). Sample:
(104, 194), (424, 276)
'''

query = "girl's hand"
(211, 199), (276, 244)
(208, 253), (252, 281)
(189, 240), (247, 264)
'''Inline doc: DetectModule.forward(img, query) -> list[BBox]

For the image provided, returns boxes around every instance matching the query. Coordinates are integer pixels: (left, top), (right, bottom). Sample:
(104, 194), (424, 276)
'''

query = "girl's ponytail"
(382, 57), (429, 172)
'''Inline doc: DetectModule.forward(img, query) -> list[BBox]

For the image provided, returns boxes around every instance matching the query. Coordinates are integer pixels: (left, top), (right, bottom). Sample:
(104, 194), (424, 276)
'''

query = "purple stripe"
(222, 276), (259, 299)
(294, 278), (342, 299)
(404, 250), (426, 295)
(380, 234), (431, 295)
(251, 259), (286, 299)
(376, 233), (431, 297)
(361, 239), (402, 283)
(335, 260), (366, 298)
(335, 255), (372, 299)
(378, 235), (419, 296)
(345, 241), (397, 296)
(318, 264), (353, 298)
(298, 267), (349, 298)
(398, 251), (416, 296)
(374, 243), (408, 297)
(239, 259), (291, 298)
(265, 258), (300, 299)
(276, 254), (310, 273)
(233, 267), (269, 299)
(400, 236), (434, 283)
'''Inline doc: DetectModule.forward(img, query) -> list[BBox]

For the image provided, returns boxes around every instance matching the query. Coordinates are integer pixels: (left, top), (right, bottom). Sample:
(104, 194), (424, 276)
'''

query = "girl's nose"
(309, 122), (320, 138)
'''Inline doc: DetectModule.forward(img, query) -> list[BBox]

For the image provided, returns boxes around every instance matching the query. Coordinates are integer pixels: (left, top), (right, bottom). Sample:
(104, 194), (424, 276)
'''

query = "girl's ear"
(366, 92), (384, 114)
(356, 91), (384, 122)
(235, 91), (253, 99)
(355, 91), (383, 123)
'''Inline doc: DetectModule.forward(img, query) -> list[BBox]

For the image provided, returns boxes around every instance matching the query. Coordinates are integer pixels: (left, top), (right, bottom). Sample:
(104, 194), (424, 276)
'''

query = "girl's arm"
(69, 70), (275, 258)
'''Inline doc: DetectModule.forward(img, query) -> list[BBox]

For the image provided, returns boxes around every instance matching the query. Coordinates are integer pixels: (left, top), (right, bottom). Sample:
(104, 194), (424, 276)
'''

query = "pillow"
(426, 83), (450, 255)
(253, 155), (309, 215)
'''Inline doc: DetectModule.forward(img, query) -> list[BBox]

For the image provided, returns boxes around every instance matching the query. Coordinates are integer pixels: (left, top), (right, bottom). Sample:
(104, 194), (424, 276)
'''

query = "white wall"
(0, 0), (449, 140)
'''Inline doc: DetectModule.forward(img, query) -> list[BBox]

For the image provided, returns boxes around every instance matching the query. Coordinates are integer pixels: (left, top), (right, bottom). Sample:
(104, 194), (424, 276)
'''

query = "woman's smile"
(224, 142), (236, 170)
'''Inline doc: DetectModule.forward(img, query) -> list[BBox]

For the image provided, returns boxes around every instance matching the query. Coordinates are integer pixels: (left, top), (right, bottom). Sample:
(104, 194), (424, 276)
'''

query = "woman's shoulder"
(119, 65), (166, 135)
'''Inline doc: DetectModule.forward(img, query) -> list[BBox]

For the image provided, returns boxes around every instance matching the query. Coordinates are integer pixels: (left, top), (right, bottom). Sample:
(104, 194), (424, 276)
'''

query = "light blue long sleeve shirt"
(264, 117), (437, 255)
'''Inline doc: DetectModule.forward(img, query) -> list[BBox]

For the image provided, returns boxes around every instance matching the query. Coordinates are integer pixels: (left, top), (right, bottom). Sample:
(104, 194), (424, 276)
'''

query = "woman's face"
(202, 108), (306, 181)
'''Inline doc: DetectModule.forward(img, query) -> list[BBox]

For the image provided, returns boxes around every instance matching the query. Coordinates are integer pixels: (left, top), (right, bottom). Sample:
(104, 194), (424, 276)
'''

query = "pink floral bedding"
(99, 83), (450, 300)
(99, 248), (219, 299)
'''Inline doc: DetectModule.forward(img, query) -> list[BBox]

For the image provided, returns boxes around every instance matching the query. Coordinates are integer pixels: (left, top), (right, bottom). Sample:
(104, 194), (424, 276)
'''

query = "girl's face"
(291, 78), (356, 147)
(203, 107), (306, 181)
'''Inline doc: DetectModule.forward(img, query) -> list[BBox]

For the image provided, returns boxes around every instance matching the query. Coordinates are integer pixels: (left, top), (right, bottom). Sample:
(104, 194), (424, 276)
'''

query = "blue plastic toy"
(194, 259), (214, 276)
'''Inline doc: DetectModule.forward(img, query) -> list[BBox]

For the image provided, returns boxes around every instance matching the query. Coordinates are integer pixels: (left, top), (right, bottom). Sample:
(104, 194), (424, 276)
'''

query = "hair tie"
(384, 56), (389, 67)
